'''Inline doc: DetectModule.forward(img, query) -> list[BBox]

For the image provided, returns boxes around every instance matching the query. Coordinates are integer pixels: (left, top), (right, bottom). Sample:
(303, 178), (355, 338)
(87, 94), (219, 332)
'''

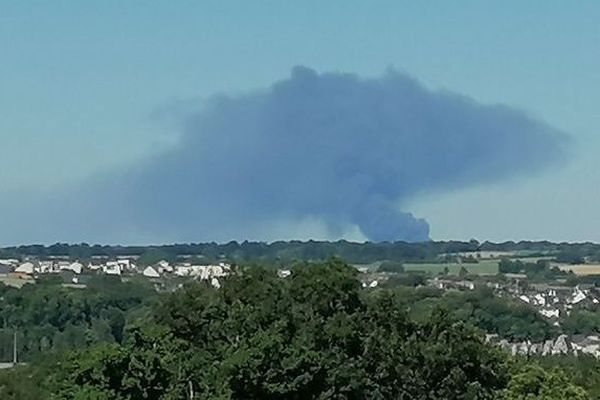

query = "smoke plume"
(2, 67), (570, 243)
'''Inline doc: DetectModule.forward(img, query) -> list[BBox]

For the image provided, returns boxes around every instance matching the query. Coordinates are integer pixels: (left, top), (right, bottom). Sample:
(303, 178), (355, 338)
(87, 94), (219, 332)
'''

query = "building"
(142, 266), (160, 278)
(15, 262), (34, 275)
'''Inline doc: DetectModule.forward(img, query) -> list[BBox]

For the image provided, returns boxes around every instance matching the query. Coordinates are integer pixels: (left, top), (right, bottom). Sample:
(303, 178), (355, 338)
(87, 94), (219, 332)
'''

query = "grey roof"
(0, 265), (12, 274)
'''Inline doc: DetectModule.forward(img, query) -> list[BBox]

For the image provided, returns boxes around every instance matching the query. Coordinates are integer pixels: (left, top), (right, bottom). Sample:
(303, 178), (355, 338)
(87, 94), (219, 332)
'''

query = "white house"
(277, 269), (292, 278)
(174, 266), (192, 277)
(518, 295), (530, 303)
(60, 262), (83, 274)
(157, 260), (173, 273)
(570, 288), (587, 304)
(15, 262), (35, 274)
(539, 309), (560, 319)
(104, 261), (122, 275)
(142, 266), (160, 278)
(210, 277), (221, 289)
(38, 261), (55, 273)
(88, 263), (103, 271)
(117, 259), (134, 271)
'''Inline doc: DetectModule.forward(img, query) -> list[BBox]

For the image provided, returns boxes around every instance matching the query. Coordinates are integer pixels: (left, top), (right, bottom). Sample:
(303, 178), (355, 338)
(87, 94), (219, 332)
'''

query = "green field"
(403, 260), (499, 276)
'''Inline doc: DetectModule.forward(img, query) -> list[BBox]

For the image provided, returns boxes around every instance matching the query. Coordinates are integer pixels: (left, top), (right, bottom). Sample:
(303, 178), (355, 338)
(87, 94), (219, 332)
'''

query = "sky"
(1, 1), (599, 244)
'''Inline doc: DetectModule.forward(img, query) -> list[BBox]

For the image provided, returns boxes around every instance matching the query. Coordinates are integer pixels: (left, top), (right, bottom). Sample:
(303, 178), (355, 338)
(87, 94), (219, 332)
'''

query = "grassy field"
(403, 259), (499, 276)
(558, 264), (600, 276)
(0, 276), (34, 288)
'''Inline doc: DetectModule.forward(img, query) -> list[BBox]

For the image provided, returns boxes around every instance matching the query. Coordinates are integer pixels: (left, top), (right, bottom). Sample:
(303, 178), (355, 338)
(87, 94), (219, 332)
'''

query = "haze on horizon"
(2, 1), (600, 245)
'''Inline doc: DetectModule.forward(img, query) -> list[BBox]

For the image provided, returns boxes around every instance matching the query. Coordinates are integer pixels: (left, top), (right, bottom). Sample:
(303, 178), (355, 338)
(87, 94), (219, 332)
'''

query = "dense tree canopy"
(0, 275), (157, 361)
(501, 364), (589, 400)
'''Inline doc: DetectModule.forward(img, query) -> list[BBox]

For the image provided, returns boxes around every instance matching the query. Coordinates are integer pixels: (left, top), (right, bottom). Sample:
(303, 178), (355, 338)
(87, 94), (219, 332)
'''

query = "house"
(88, 263), (103, 271)
(174, 266), (192, 277)
(539, 309), (560, 318)
(15, 262), (35, 275)
(533, 294), (546, 306)
(572, 336), (600, 357)
(570, 288), (587, 304)
(552, 335), (570, 355)
(142, 266), (160, 278)
(38, 261), (55, 273)
(518, 295), (530, 303)
(277, 269), (291, 278)
(156, 260), (173, 273)
(60, 262), (83, 274)
(103, 261), (121, 275)
(176, 264), (231, 280)
(116, 259), (135, 271)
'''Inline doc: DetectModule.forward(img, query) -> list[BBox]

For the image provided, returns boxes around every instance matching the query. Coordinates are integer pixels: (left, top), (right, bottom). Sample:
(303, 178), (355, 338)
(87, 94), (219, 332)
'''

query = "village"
(428, 275), (600, 358)
(0, 257), (231, 289)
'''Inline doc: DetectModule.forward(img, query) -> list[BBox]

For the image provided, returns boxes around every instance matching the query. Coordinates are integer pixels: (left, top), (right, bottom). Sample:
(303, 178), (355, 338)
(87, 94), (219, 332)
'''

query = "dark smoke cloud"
(2, 67), (570, 244)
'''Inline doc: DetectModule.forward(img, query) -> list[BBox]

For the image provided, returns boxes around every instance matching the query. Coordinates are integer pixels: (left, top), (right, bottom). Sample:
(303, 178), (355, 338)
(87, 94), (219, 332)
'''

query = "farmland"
(558, 264), (600, 276)
(0, 276), (34, 288)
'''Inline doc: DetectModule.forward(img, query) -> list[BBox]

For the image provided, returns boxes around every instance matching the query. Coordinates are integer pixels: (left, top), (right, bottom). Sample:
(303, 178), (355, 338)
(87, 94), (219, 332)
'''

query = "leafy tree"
(499, 259), (524, 274)
(377, 260), (405, 273)
(151, 260), (510, 398)
(384, 272), (427, 287)
(502, 364), (589, 400)
(53, 327), (189, 400)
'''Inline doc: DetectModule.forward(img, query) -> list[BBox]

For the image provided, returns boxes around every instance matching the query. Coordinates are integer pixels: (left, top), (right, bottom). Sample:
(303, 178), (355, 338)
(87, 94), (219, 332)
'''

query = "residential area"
(0, 257), (231, 289)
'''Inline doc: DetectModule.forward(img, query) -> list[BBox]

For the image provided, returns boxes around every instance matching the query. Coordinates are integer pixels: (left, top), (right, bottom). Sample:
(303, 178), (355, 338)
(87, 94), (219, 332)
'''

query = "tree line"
(4, 239), (600, 266)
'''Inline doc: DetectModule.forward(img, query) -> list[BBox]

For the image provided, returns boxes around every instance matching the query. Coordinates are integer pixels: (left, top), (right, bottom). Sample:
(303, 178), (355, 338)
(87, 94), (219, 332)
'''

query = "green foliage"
(499, 259), (525, 274)
(556, 250), (586, 265)
(444, 288), (556, 341)
(562, 310), (600, 335)
(499, 259), (567, 281)
(0, 240), (508, 265)
(536, 355), (600, 398)
(377, 260), (405, 273)
(54, 260), (510, 399)
(2, 240), (600, 268)
(53, 327), (189, 400)
(0, 275), (157, 361)
(501, 364), (589, 399)
(383, 272), (427, 287)
(391, 286), (556, 341)
(0, 352), (66, 400)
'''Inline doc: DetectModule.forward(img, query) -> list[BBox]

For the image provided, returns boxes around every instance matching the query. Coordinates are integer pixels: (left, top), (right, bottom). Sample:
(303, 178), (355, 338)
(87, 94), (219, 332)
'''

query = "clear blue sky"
(1, 1), (599, 242)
